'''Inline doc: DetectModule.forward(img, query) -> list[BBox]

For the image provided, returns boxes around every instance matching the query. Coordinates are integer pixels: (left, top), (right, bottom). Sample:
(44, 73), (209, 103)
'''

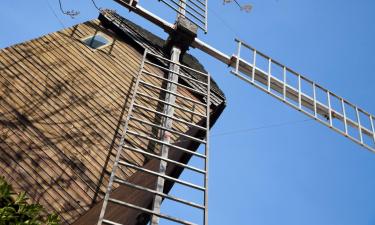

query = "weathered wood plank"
(0, 18), (209, 224)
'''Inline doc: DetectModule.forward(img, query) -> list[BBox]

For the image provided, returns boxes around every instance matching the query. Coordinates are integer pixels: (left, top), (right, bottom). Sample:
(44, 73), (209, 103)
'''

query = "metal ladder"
(98, 49), (211, 225)
(231, 39), (375, 152)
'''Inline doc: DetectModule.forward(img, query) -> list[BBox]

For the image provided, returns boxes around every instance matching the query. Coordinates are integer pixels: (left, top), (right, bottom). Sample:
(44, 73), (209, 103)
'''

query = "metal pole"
(204, 74), (211, 225)
(150, 46), (181, 225)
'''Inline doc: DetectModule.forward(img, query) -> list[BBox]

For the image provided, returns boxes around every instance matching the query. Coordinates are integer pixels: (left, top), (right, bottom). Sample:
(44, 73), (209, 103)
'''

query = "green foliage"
(0, 177), (60, 225)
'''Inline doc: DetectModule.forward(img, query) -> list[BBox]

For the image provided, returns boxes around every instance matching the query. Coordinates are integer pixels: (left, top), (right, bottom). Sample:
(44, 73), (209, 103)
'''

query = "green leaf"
(0, 177), (12, 200)
(46, 213), (60, 225)
(15, 192), (27, 205)
(0, 177), (60, 225)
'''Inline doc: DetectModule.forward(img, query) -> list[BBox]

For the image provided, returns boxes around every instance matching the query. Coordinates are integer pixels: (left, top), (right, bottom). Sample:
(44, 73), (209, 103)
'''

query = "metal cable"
(90, 0), (102, 11)
(44, 0), (66, 28)
(212, 119), (313, 137)
(58, 0), (80, 18)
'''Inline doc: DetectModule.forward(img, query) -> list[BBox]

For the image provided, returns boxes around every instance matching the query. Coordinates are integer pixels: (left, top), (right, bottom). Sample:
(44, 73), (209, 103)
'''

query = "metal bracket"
(165, 16), (198, 55)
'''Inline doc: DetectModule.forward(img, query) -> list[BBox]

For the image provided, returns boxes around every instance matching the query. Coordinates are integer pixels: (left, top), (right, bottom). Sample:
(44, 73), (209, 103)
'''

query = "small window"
(82, 34), (110, 49)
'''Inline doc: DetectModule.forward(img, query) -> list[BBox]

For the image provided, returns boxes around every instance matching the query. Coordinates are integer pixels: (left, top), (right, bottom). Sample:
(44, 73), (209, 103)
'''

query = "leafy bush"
(0, 177), (60, 225)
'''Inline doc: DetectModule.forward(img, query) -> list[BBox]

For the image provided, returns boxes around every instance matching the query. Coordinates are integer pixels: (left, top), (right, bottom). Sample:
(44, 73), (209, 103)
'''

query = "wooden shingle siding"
(0, 19), (208, 224)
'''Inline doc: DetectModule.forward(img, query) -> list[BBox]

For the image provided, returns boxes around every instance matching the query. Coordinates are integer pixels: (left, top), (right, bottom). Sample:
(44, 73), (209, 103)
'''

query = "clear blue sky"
(1, 1), (375, 225)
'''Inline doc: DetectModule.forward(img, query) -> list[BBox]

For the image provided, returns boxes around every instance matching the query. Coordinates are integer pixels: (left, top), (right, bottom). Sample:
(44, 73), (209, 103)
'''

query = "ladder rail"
(203, 73), (211, 225)
(97, 49), (148, 225)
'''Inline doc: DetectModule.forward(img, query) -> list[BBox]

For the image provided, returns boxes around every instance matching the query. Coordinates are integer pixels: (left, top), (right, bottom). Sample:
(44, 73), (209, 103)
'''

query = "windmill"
(96, 0), (375, 225)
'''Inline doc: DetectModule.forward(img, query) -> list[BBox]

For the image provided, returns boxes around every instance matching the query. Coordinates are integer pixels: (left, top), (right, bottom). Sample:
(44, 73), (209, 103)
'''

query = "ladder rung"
(158, 0), (206, 25)
(123, 145), (206, 174)
(145, 60), (209, 86)
(341, 98), (349, 135)
(113, 178), (205, 209)
(118, 160), (206, 191)
(184, 0), (206, 18)
(127, 130), (207, 159)
(191, 0), (207, 7)
(130, 116), (207, 144)
(133, 103), (207, 131)
(136, 92), (207, 118)
(146, 51), (209, 77)
(370, 115), (375, 144)
(355, 107), (364, 144)
(108, 198), (198, 225)
(311, 98), (374, 137)
(102, 219), (122, 225)
(139, 81), (207, 107)
(187, 0), (206, 11)
(142, 70), (208, 96)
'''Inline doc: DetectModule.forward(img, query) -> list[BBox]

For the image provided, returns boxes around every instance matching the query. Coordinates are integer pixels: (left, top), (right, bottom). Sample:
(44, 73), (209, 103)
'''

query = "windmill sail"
(231, 39), (375, 152)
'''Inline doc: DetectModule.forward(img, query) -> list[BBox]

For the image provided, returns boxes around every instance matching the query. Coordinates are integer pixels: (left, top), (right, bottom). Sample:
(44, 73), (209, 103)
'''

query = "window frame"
(81, 32), (112, 51)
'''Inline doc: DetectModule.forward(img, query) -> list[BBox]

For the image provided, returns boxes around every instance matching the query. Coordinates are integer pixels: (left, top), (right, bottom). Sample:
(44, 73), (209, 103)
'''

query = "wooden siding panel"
(0, 19), (208, 224)
(0, 48), (107, 198)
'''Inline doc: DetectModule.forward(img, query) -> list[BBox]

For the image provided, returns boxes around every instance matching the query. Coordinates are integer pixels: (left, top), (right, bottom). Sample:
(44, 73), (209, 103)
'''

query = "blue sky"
(1, 1), (375, 225)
